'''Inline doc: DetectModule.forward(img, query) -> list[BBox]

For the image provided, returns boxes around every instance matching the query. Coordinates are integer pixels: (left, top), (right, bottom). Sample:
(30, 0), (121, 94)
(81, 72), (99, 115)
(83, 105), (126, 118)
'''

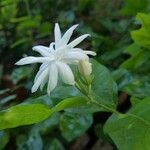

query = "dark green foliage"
(0, 0), (150, 149)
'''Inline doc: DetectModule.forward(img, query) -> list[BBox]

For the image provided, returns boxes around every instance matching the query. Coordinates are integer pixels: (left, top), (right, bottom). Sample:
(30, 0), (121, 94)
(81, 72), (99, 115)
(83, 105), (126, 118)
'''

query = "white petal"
(84, 50), (96, 56)
(32, 67), (49, 93)
(49, 42), (55, 51)
(55, 23), (61, 48)
(56, 61), (75, 85)
(34, 63), (48, 82)
(63, 51), (89, 62)
(32, 45), (52, 56)
(71, 48), (83, 52)
(72, 48), (96, 56)
(55, 45), (70, 58)
(15, 56), (54, 65)
(40, 72), (48, 91)
(47, 63), (58, 95)
(68, 34), (90, 48)
(60, 24), (78, 46)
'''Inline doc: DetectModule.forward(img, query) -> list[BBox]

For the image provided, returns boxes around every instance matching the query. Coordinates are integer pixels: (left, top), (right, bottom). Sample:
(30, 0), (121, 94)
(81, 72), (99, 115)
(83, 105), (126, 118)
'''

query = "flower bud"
(78, 60), (92, 77)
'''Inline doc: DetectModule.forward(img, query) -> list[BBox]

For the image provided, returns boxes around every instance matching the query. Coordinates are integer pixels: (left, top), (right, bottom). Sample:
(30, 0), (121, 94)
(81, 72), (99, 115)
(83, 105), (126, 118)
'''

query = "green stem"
(91, 97), (150, 126)
(75, 83), (150, 126)
(90, 95), (150, 126)
(89, 97), (120, 115)
(75, 82), (120, 115)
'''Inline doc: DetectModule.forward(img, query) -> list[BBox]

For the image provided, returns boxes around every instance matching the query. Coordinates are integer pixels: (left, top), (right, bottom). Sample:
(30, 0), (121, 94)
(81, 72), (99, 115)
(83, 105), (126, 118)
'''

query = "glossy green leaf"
(120, 14), (150, 73)
(120, 49), (150, 71)
(16, 114), (60, 150)
(60, 112), (93, 141)
(92, 59), (118, 108)
(31, 113), (60, 134)
(123, 43), (141, 56)
(16, 133), (43, 150)
(51, 97), (88, 113)
(112, 68), (133, 90)
(0, 97), (88, 130)
(104, 97), (150, 150)
(26, 133), (43, 150)
(131, 13), (150, 48)
(0, 104), (51, 130)
(65, 102), (103, 114)
(51, 86), (82, 102)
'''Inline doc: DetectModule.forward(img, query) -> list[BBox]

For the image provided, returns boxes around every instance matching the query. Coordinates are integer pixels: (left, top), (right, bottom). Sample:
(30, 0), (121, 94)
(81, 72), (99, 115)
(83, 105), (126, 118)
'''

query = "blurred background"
(0, 0), (150, 149)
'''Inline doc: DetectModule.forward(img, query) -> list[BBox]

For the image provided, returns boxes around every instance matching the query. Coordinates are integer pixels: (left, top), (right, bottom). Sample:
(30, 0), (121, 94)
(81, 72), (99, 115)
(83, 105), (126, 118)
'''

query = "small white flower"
(15, 23), (96, 95)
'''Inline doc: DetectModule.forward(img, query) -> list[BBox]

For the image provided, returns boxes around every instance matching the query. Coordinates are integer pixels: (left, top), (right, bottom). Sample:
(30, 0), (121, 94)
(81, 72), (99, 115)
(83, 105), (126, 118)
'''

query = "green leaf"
(26, 133), (43, 150)
(92, 59), (118, 108)
(0, 104), (51, 130)
(11, 66), (33, 84)
(60, 112), (93, 141)
(31, 113), (60, 134)
(16, 114), (60, 150)
(0, 97), (88, 130)
(51, 86), (82, 102)
(123, 43), (141, 56)
(131, 96), (150, 106)
(0, 95), (16, 107)
(130, 96), (141, 106)
(120, 0), (148, 16)
(16, 134), (27, 150)
(120, 42), (150, 73)
(123, 75), (150, 98)
(131, 13), (150, 48)
(120, 14), (150, 73)
(65, 102), (103, 114)
(120, 48), (150, 71)
(112, 68), (133, 90)
(47, 139), (65, 150)
(104, 97), (150, 150)
(0, 131), (9, 149)
(51, 97), (88, 113)
(16, 133), (43, 150)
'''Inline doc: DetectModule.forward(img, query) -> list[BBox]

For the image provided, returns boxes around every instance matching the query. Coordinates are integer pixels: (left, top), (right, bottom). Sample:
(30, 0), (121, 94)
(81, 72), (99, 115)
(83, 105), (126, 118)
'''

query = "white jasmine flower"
(15, 23), (96, 95)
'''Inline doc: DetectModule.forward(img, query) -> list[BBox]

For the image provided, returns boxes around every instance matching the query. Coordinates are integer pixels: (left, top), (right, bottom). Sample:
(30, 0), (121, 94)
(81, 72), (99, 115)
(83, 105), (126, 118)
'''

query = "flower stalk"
(75, 65), (122, 115)
(75, 75), (150, 126)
